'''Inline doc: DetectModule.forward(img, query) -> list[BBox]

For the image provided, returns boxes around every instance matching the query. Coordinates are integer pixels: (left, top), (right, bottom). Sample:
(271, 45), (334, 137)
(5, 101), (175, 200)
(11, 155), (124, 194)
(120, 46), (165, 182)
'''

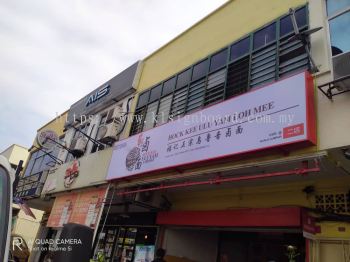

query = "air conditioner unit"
(134, 191), (164, 209)
(332, 51), (350, 91)
(97, 106), (124, 144)
(69, 137), (88, 158)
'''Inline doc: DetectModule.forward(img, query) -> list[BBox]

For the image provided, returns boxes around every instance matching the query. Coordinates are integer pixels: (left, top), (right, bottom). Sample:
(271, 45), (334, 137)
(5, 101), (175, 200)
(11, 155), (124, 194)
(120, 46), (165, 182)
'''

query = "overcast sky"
(0, 0), (227, 152)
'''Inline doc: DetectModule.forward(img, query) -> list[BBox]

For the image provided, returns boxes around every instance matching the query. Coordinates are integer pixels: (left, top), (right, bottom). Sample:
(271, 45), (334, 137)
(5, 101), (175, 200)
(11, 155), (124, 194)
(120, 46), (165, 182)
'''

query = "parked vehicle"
(0, 155), (14, 262)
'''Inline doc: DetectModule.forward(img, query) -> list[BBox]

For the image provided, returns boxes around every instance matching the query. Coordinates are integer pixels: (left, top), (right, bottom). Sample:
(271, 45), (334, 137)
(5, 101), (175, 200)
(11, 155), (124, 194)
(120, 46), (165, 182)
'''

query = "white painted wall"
(309, 0), (350, 150)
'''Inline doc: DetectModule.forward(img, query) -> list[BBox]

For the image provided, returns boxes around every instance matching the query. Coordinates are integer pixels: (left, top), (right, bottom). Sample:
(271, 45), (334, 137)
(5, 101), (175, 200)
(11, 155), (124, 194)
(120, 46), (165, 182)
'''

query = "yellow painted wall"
(167, 176), (350, 240)
(138, 0), (307, 91)
(318, 222), (350, 240)
(123, 0), (315, 168)
(318, 241), (350, 262)
(9, 114), (67, 251)
(167, 177), (350, 211)
(32, 111), (68, 149)
(22, 111), (68, 177)
(1, 144), (29, 167)
(12, 205), (44, 250)
(122, 0), (350, 180)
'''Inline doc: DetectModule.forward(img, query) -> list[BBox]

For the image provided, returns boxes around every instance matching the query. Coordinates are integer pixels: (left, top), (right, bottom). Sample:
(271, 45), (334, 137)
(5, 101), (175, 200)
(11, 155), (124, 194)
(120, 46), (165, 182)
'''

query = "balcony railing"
(318, 74), (350, 99)
(14, 170), (49, 199)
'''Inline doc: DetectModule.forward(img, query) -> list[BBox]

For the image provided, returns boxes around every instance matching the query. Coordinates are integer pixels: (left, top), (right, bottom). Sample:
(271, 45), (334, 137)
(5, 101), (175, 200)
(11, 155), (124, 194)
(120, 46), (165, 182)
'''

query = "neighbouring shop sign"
(42, 148), (112, 194)
(47, 193), (78, 228)
(65, 61), (140, 126)
(69, 187), (107, 228)
(47, 187), (107, 228)
(64, 160), (80, 188)
(107, 71), (315, 180)
(36, 129), (59, 150)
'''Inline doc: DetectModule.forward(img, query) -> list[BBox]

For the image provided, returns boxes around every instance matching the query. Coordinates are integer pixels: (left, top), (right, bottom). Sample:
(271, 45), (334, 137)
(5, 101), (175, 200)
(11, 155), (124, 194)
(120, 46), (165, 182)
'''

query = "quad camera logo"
(125, 134), (159, 171)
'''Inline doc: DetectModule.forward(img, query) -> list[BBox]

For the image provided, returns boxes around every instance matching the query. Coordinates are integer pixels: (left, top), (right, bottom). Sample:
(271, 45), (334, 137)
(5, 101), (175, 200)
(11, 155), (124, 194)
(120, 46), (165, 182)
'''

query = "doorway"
(218, 231), (305, 262)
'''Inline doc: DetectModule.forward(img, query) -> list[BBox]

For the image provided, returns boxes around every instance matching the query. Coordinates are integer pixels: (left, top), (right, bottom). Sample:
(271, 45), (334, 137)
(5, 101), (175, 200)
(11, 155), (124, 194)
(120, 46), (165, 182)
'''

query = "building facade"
(15, 62), (143, 261)
(1, 144), (44, 250)
(105, 1), (350, 262)
(16, 1), (350, 262)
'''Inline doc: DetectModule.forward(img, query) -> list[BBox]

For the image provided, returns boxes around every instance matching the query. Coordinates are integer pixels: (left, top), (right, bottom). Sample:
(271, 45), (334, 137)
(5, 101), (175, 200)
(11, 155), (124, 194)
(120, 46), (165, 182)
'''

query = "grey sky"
(0, 0), (227, 152)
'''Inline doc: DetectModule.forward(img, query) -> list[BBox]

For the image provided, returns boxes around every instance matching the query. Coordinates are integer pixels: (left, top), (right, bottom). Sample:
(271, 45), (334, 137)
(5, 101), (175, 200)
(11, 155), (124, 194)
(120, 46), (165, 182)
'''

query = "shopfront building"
(17, 61), (144, 262)
(36, 61), (143, 258)
(106, 0), (350, 261)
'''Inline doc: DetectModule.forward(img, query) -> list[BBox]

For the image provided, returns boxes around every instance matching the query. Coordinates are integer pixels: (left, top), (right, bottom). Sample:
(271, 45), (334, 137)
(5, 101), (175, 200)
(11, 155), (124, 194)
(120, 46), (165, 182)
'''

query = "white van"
(0, 155), (14, 261)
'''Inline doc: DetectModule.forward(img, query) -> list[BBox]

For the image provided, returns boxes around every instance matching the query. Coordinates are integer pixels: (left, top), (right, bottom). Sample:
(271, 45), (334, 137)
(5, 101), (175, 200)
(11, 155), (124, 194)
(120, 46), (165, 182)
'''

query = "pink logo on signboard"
(125, 134), (159, 171)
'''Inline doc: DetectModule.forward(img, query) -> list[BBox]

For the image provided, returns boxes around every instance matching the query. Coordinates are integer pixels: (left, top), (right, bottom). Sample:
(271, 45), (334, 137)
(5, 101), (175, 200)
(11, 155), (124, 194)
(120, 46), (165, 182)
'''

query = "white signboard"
(107, 72), (315, 180)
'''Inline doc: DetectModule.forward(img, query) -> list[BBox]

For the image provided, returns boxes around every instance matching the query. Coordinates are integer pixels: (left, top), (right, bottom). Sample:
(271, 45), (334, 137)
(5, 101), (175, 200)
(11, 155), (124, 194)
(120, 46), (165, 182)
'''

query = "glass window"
(253, 23), (276, 50)
(142, 102), (158, 131)
(170, 87), (187, 119)
(42, 154), (54, 168)
(130, 107), (146, 135)
(162, 77), (176, 96)
(192, 59), (208, 81)
(329, 11), (350, 55)
(156, 95), (172, 126)
(230, 37), (250, 61)
(23, 156), (35, 177)
(176, 68), (191, 89)
(280, 7), (308, 36)
(149, 84), (162, 102)
(327, 0), (350, 16)
(31, 156), (44, 174)
(210, 49), (228, 72)
(137, 91), (150, 108)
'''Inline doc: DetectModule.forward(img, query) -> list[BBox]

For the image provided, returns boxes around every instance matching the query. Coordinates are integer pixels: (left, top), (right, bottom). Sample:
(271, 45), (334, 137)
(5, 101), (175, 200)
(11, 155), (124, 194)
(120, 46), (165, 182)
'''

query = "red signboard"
(283, 123), (305, 139)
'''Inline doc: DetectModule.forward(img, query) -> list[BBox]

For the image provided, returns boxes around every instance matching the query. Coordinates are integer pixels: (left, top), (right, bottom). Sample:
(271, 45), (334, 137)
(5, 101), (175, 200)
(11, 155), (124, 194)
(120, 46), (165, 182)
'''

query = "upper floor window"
(130, 5), (309, 136)
(23, 149), (57, 177)
(253, 22), (276, 50)
(210, 48), (228, 72)
(327, 0), (350, 56)
(230, 37), (250, 61)
(327, 0), (350, 16)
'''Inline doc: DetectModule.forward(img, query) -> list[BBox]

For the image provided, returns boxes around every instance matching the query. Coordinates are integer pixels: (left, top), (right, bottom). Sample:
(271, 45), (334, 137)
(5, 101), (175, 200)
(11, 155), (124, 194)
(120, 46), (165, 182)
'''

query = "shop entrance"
(162, 228), (305, 262)
(95, 226), (158, 262)
(218, 231), (305, 262)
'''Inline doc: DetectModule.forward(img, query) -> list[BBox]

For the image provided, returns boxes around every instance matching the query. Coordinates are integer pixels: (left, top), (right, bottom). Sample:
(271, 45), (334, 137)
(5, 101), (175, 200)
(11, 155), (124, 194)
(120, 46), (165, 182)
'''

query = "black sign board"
(66, 61), (140, 126)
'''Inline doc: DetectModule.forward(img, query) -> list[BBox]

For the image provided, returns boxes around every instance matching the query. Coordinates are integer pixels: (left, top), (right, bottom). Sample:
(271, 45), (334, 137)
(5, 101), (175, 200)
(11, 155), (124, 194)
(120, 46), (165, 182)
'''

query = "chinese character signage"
(107, 71), (315, 180)
(47, 194), (78, 228)
(47, 187), (106, 228)
(69, 187), (106, 228)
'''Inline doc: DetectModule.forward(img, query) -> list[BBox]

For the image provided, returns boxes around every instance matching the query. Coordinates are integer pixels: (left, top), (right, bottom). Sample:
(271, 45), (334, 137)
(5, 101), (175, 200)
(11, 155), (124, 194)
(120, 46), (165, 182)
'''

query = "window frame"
(326, 0), (350, 18)
(130, 4), (309, 136)
(326, 1), (350, 57)
(24, 149), (55, 177)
